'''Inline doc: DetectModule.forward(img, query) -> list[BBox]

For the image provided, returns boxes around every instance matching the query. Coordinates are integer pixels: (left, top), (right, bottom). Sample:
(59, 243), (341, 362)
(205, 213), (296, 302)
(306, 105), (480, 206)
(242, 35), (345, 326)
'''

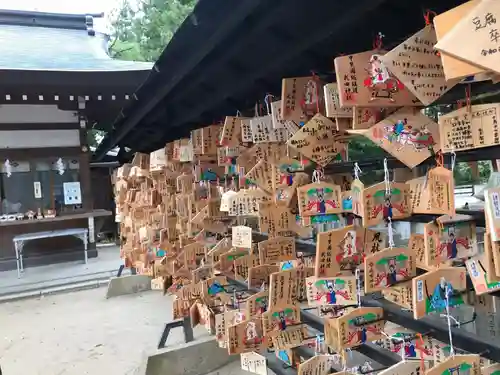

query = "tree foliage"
(109, 0), (198, 62)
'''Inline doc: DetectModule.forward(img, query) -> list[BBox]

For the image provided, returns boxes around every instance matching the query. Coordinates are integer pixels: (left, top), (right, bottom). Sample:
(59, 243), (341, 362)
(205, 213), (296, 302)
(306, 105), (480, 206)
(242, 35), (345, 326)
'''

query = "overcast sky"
(0, 0), (127, 32)
(0, 0), (121, 14)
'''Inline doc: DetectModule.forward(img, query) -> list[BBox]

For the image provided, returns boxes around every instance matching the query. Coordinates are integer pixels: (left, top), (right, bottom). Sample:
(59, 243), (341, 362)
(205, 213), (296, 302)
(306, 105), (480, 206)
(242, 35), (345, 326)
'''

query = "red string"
(465, 84), (472, 111)
(373, 32), (384, 50)
(423, 10), (437, 26)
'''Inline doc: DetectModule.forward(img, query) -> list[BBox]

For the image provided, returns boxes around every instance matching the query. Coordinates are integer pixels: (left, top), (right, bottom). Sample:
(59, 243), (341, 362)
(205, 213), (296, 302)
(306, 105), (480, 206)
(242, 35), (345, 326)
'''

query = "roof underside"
(94, 0), (499, 160)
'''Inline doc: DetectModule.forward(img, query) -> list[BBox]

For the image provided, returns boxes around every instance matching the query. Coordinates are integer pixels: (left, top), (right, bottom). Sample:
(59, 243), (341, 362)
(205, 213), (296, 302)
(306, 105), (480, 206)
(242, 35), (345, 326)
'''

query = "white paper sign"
(241, 352), (268, 375)
(232, 225), (252, 249)
(271, 100), (286, 129)
(63, 182), (82, 205)
(33, 181), (42, 199)
(250, 115), (276, 143)
(179, 144), (194, 162)
(220, 190), (237, 212)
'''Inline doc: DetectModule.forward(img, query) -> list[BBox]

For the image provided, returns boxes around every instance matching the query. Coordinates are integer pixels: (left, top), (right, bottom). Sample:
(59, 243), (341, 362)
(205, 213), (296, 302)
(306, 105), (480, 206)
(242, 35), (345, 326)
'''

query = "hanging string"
(373, 32), (384, 50)
(435, 151), (444, 167)
(423, 10), (437, 26)
(383, 158), (391, 196)
(354, 162), (362, 180)
(444, 283), (456, 357)
(264, 94), (274, 115)
(355, 268), (362, 308)
(451, 150), (457, 171)
(312, 168), (324, 183)
(387, 217), (395, 249)
(4, 159), (12, 178)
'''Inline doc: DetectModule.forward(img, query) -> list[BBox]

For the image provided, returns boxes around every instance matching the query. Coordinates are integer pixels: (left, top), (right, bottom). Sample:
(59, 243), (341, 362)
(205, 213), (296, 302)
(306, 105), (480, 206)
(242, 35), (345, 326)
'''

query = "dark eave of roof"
(94, 0), (494, 160)
(0, 9), (104, 30)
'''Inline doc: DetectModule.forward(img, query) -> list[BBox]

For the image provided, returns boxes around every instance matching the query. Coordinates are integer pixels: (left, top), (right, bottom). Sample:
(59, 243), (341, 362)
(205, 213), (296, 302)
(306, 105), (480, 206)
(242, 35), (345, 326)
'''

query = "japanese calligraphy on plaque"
(201, 124), (222, 156)
(234, 254), (260, 281)
(241, 118), (253, 142)
(466, 254), (500, 296)
(269, 271), (295, 308)
(409, 233), (426, 269)
(297, 355), (334, 375)
(364, 247), (416, 293)
(351, 107), (440, 169)
(323, 83), (353, 119)
(381, 281), (413, 309)
(427, 166), (455, 216)
(439, 104), (500, 152)
(271, 100), (286, 129)
(258, 237), (296, 264)
(407, 176), (432, 214)
(433, 0), (488, 81)
(435, 0), (500, 76)
(287, 114), (346, 166)
(245, 160), (275, 193)
(245, 290), (270, 317)
(334, 50), (420, 107)
(220, 116), (248, 147)
(484, 187), (500, 241)
(241, 352), (268, 375)
(381, 25), (456, 105)
(232, 226), (253, 249)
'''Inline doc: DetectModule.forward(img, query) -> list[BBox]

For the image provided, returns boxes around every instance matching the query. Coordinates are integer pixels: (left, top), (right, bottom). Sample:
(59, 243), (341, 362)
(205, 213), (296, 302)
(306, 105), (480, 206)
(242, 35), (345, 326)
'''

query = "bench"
(454, 184), (475, 197)
(13, 228), (88, 278)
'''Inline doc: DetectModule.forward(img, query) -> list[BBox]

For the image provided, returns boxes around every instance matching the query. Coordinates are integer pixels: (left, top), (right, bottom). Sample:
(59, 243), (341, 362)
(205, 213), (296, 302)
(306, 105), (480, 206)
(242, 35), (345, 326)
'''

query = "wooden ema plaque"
(323, 83), (353, 119)
(297, 182), (342, 218)
(232, 225), (253, 249)
(482, 363), (500, 375)
(433, 0), (489, 81)
(245, 291), (269, 318)
(350, 107), (440, 169)
(334, 50), (420, 107)
(466, 253), (500, 295)
(364, 247), (416, 293)
(220, 116), (248, 147)
(270, 100), (285, 129)
(305, 275), (357, 306)
(379, 361), (423, 375)
(409, 233), (426, 269)
(234, 254), (260, 282)
(360, 182), (411, 227)
(245, 160), (275, 193)
(425, 354), (480, 375)
(287, 114), (346, 166)
(218, 249), (250, 273)
(297, 355), (334, 375)
(227, 318), (267, 355)
(381, 25), (456, 106)
(428, 167), (455, 217)
(286, 267), (314, 304)
(248, 264), (279, 289)
(407, 176), (433, 215)
(435, 0), (500, 76)
(315, 225), (385, 276)
(262, 304), (301, 336)
(423, 216), (477, 267)
(271, 326), (308, 350)
(241, 352), (268, 375)
(258, 202), (308, 237)
(381, 280), (413, 309)
(439, 104), (500, 153)
(281, 76), (325, 126)
(484, 186), (500, 241)
(258, 237), (296, 264)
(250, 115), (289, 143)
(333, 307), (384, 350)
(269, 271), (295, 308)
(411, 267), (466, 319)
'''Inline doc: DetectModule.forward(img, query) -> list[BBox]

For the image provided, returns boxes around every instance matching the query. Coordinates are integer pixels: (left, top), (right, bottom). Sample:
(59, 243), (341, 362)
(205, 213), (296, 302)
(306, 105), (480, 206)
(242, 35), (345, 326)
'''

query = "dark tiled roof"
(0, 13), (152, 72)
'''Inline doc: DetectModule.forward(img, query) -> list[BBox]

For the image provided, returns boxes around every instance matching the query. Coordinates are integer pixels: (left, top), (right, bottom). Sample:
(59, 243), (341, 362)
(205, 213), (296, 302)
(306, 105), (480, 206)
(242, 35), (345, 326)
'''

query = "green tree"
(109, 0), (198, 62)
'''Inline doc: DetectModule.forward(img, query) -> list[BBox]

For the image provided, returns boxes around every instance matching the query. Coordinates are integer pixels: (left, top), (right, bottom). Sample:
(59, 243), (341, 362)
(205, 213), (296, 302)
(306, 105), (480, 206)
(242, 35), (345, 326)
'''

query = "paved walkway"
(0, 245), (125, 298)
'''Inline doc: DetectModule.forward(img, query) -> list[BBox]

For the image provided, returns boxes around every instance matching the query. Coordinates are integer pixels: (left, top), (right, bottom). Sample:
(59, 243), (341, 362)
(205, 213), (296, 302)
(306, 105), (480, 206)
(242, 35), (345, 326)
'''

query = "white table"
(13, 228), (88, 278)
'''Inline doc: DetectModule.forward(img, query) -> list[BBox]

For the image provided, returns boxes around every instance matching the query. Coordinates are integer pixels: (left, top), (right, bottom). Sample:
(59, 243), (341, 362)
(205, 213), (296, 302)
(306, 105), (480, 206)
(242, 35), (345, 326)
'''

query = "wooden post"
(468, 161), (480, 181)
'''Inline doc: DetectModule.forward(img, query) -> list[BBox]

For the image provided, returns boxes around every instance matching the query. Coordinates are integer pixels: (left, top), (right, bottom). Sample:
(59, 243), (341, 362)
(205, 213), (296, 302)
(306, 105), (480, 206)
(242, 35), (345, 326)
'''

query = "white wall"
(0, 130), (80, 148)
(0, 104), (78, 123)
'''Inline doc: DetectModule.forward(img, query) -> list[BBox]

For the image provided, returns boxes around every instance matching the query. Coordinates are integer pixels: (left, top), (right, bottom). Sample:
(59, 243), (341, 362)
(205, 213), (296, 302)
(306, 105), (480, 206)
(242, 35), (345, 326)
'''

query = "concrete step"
(0, 277), (110, 303)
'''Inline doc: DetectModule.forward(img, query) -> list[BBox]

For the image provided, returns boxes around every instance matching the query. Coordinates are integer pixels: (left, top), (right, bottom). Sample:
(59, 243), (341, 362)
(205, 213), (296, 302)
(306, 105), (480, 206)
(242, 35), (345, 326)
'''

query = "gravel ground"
(0, 287), (207, 375)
